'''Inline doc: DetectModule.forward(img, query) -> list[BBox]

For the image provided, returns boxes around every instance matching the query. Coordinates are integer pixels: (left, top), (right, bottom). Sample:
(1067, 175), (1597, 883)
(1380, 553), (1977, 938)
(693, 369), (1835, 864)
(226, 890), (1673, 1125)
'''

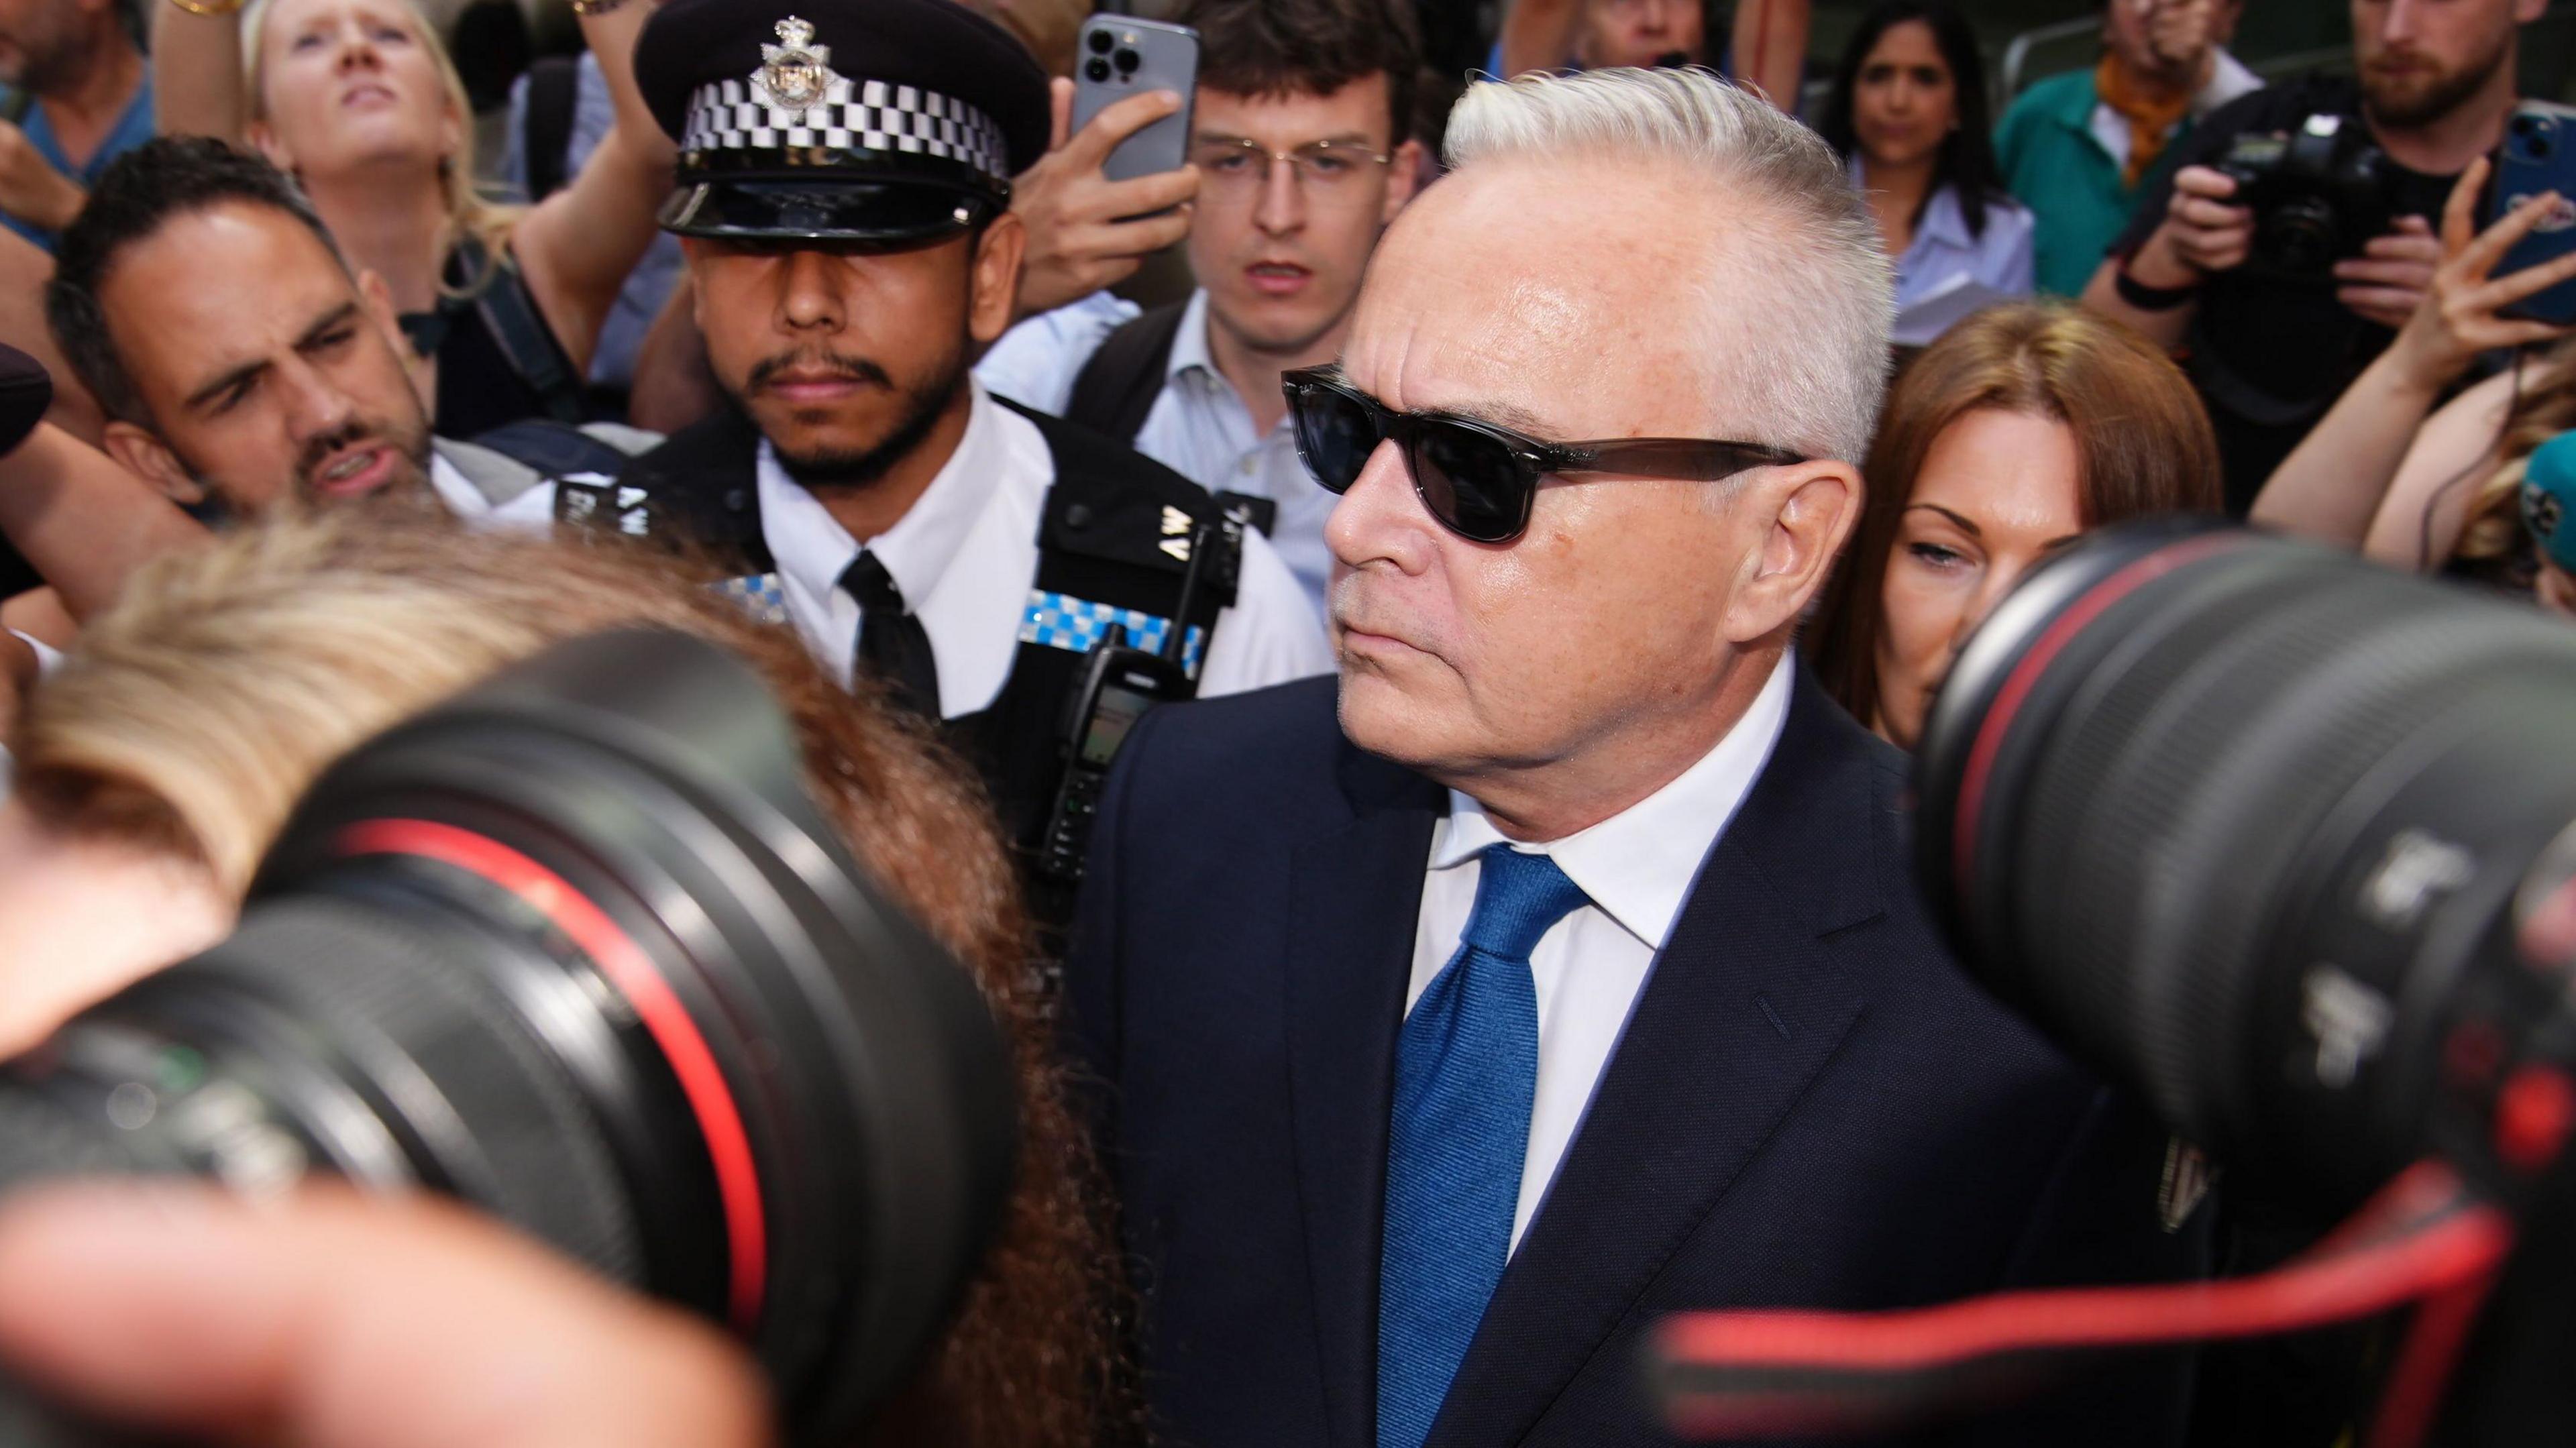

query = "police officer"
(619, 0), (1330, 901)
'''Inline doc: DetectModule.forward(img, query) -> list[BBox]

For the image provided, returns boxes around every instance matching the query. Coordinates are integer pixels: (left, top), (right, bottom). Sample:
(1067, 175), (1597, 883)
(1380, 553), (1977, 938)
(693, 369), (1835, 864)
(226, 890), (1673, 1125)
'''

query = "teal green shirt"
(1994, 70), (2143, 298)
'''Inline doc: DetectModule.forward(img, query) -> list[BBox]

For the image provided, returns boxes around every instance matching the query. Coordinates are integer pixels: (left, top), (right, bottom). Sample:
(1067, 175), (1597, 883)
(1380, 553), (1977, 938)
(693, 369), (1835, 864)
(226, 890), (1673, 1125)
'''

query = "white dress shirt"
(755, 380), (1332, 714)
(975, 288), (1340, 618)
(1407, 653), (1794, 1253)
(427, 448), (558, 533)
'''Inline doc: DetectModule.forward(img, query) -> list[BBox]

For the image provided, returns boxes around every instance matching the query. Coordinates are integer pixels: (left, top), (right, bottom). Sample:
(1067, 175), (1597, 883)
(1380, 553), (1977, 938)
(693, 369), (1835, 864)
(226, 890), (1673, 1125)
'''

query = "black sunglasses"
(1281, 368), (1805, 543)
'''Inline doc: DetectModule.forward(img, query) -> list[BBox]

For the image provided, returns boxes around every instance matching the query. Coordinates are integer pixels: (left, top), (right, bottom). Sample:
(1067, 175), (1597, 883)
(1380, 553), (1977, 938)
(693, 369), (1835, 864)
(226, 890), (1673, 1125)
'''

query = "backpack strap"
(522, 54), (582, 204)
(456, 235), (591, 425)
(1062, 300), (1188, 445)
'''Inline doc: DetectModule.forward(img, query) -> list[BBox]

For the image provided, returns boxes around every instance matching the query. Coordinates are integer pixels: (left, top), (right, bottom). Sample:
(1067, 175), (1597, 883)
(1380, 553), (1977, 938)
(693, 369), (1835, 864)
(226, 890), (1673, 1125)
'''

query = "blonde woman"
(0, 506), (1124, 1448)
(152, 0), (672, 435)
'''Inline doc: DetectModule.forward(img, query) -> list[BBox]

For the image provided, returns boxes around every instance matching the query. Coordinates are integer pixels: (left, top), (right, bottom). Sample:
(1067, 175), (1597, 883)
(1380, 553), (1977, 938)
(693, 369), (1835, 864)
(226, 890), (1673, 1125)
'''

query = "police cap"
(635, 0), (1050, 246)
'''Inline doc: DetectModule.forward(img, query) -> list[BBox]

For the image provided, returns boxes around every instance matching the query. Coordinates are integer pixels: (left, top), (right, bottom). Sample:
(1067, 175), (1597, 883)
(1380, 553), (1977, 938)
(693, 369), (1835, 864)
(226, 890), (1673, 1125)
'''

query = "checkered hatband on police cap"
(680, 76), (1010, 180)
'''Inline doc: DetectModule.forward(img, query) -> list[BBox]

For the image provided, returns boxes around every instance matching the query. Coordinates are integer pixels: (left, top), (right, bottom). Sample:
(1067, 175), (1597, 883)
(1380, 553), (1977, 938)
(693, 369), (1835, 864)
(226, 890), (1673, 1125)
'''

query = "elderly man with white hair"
(1065, 67), (2206, 1448)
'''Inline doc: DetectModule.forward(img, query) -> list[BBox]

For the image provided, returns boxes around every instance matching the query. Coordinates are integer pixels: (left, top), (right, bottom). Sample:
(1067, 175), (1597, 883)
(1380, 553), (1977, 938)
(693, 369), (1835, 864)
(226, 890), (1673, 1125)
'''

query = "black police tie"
(839, 551), (940, 718)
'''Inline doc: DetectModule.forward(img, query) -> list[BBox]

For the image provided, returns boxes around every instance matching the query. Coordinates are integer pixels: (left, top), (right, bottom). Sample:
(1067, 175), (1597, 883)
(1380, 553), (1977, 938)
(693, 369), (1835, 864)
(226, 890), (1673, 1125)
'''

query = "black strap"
(523, 54), (581, 204)
(456, 236), (590, 425)
(1063, 300), (1189, 444)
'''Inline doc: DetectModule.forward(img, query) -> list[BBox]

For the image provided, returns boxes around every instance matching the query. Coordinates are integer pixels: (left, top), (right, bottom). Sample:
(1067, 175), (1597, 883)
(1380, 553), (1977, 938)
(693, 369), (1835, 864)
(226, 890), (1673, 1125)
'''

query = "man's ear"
(1723, 459), (1862, 646)
(356, 268), (405, 347)
(102, 421), (207, 507)
(968, 212), (1029, 346)
(356, 267), (435, 407)
(1383, 139), (1428, 223)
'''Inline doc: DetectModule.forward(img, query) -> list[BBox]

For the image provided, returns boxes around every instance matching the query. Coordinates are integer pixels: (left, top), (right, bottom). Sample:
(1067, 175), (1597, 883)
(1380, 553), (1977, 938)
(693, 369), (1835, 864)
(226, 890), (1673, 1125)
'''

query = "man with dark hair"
(619, 0), (1326, 907)
(0, 0), (149, 250)
(46, 137), (574, 525)
(2083, 0), (2548, 512)
(977, 0), (1426, 614)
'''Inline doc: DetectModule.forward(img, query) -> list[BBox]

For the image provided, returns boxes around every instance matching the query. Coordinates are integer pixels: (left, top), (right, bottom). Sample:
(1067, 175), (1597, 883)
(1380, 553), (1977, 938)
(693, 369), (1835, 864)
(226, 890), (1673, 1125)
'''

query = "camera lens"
(1917, 523), (2576, 1211)
(1085, 56), (1112, 82)
(1087, 27), (1112, 54)
(2262, 199), (2341, 278)
(0, 631), (1018, 1444)
(1114, 47), (1140, 74)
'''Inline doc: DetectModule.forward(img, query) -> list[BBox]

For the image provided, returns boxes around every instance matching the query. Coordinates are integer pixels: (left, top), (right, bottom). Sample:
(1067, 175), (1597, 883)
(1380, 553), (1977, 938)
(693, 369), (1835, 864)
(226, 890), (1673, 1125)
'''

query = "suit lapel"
(1285, 744), (1443, 1448)
(1427, 672), (1889, 1447)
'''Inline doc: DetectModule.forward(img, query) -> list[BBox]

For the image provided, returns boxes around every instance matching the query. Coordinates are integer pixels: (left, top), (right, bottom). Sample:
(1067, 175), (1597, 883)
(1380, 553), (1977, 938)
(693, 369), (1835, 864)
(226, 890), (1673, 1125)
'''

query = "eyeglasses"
(1188, 138), (1394, 202)
(1281, 368), (1804, 544)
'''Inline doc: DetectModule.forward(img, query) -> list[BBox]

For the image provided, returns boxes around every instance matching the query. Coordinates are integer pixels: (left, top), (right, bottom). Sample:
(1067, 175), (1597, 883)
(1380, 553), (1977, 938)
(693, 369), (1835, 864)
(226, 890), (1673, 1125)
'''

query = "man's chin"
(1334, 665), (1459, 769)
(1210, 289), (1351, 359)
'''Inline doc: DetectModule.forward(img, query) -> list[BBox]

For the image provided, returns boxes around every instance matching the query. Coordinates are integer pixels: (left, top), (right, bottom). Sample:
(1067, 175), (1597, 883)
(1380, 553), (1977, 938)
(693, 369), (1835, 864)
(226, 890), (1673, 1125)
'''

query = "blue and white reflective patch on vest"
(715, 572), (789, 626)
(1020, 590), (1205, 675)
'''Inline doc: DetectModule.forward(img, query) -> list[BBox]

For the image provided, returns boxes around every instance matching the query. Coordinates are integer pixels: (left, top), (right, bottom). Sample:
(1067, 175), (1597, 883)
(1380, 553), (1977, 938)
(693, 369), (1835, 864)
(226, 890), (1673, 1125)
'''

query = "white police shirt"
(755, 379), (1332, 714)
(427, 447), (558, 533)
(1410, 653), (1793, 1253)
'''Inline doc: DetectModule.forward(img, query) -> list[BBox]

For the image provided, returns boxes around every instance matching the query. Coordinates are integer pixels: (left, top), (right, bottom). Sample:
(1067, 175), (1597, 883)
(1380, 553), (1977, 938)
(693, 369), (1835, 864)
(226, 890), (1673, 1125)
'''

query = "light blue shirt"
(976, 288), (1338, 620)
(0, 72), (152, 251)
(1847, 156), (2035, 343)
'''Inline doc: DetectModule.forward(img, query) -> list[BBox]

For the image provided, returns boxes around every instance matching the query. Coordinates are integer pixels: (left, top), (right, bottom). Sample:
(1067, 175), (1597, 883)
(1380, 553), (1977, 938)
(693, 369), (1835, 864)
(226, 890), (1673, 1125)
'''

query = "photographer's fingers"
(0, 1184), (773, 1448)
(2335, 285), (2424, 329)
(1060, 89), (1185, 173)
(2169, 165), (2241, 203)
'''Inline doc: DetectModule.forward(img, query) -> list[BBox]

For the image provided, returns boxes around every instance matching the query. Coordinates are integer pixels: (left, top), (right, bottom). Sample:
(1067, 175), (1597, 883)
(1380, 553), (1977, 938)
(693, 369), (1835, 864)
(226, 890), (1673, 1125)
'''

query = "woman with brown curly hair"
(0, 506), (1124, 1448)
(1809, 301), (2222, 746)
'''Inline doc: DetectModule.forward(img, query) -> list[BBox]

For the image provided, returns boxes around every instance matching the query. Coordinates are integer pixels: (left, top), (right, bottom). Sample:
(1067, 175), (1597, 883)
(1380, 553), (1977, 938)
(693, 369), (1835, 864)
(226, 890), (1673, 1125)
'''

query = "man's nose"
(278, 359), (357, 445)
(1324, 438), (1436, 577)
(776, 249), (849, 333)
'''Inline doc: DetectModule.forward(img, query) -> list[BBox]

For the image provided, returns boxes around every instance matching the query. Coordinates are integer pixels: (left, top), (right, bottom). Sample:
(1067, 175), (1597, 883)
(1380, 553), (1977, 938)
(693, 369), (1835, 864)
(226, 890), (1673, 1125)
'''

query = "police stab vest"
(597, 399), (1238, 875)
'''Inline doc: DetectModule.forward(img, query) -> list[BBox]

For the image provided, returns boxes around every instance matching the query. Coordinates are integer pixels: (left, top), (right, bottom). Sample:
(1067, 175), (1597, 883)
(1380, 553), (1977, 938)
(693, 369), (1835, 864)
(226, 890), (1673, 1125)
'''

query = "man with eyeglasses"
(975, 0), (1425, 616)
(1062, 66), (2207, 1448)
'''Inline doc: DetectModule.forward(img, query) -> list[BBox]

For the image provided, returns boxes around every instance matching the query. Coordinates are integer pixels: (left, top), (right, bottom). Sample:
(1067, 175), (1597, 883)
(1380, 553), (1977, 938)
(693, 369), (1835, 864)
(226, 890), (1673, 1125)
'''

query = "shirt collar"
(1911, 184), (1976, 252)
(1429, 651), (1796, 952)
(1845, 155), (1974, 253)
(1166, 287), (1218, 384)
(755, 380), (1004, 612)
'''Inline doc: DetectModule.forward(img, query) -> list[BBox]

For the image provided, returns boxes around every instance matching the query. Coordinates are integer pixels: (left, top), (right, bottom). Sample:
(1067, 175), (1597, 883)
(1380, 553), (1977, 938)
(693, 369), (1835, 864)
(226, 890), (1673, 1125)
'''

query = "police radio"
(1036, 517), (1236, 883)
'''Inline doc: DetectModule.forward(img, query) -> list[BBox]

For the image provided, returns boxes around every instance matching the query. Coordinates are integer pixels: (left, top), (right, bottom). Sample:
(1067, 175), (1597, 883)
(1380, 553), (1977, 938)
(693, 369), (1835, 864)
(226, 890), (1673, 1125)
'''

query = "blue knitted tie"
(1377, 845), (1592, 1448)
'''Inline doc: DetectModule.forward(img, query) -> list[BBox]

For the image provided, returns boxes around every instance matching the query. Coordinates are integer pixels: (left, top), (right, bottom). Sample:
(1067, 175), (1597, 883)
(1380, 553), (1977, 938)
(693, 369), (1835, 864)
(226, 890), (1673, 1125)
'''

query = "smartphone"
(1068, 15), (1198, 184)
(2488, 101), (2576, 326)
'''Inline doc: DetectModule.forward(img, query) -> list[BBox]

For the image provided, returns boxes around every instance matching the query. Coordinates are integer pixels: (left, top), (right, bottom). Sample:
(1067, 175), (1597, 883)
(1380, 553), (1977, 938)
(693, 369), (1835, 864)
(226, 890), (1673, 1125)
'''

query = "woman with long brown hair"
(0, 506), (1123, 1447)
(1809, 301), (2221, 746)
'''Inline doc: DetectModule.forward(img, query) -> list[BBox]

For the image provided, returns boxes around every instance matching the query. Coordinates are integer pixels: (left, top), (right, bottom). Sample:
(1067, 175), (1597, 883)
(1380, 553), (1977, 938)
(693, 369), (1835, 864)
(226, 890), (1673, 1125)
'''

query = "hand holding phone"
(1069, 17), (1199, 184)
(1010, 59), (1207, 321)
(2487, 102), (2576, 326)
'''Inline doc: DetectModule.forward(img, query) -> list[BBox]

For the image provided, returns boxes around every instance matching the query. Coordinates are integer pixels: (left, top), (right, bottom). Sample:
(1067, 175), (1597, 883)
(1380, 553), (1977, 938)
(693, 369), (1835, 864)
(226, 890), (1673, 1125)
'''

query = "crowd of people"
(0, 0), (2565, 1444)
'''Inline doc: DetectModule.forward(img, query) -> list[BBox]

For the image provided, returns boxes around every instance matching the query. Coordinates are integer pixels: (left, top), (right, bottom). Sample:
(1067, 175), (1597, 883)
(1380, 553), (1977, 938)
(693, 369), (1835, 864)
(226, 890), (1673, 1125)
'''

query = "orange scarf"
(2095, 54), (2194, 188)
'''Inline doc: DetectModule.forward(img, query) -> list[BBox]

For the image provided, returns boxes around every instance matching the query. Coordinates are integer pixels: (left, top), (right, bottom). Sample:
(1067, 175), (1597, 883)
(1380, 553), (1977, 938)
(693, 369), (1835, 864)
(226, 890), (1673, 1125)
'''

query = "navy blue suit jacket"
(1065, 670), (2206, 1447)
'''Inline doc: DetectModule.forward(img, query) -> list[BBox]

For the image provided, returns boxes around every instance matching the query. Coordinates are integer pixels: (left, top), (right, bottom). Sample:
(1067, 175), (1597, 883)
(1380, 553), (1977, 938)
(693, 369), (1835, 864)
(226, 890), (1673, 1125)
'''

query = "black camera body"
(2213, 113), (2396, 279)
